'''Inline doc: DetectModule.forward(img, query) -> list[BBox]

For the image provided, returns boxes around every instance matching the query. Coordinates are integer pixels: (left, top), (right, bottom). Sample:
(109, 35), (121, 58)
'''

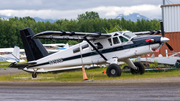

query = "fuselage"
(24, 31), (165, 72)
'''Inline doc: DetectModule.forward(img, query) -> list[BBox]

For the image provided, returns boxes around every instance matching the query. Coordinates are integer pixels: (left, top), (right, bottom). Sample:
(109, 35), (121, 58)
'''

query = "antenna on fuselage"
(117, 26), (123, 31)
(102, 27), (108, 34)
(115, 27), (120, 31)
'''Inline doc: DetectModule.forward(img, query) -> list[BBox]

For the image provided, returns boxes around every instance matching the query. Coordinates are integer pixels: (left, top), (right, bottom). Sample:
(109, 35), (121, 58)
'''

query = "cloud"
(0, 4), (161, 20)
(105, 11), (117, 16)
(89, 4), (161, 19)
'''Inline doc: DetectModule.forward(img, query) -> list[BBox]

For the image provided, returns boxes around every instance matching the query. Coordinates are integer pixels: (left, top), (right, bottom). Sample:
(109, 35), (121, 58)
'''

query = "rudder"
(20, 28), (48, 61)
(12, 46), (20, 59)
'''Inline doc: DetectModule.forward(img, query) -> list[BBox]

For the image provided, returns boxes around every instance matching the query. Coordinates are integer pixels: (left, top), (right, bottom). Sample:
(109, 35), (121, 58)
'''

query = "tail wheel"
(32, 72), (37, 78)
(106, 64), (121, 77)
(131, 62), (145, 75)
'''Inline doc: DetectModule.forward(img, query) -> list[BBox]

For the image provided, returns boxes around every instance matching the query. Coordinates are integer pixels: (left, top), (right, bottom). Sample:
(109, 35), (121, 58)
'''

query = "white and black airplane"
(11, 21), (173, 78)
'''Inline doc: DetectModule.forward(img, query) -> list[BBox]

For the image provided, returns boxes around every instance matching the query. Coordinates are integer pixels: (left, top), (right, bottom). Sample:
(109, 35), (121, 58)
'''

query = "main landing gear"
(106, 61), (145, 77)
(106, 64), (121, 77)
(130, 62), (145, 75)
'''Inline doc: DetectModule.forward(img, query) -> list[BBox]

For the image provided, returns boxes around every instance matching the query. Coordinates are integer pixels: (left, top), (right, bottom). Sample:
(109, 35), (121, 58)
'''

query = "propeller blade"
(154, 30), (161, 35)
(149, 30), (155, 35)
(166, 43), (173, 51)
(160, 21), (165, 37)
(155, 43), (164, 52)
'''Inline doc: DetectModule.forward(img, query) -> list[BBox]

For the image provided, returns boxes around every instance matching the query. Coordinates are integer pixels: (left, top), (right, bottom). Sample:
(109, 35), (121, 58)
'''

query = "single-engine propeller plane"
(11, 21), (173, 78)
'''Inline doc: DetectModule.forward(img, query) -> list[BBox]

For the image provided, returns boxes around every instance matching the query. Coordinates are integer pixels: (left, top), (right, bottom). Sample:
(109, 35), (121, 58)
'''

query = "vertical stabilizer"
(12, 46), (20, 59)
(63, 43), (69, 49)
(20, 28), (48, 61)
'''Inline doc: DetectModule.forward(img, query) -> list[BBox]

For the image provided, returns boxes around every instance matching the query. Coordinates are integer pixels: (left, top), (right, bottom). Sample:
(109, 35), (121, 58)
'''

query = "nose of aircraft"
(154, 36), (173, 52)
(160, 37), (169, 43)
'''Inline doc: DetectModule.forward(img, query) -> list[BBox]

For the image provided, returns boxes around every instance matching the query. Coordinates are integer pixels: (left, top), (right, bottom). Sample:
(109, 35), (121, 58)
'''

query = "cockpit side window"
(119, 36), (129, 43)
(108, 38), (112, 46)
(113, 37), (120, 44)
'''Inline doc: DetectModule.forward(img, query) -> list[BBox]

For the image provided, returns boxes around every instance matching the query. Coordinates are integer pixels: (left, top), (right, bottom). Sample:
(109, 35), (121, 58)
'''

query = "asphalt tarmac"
(0, 82), (180, 101)
(0, 68), (180, 101)
(0, 68), (24, 75)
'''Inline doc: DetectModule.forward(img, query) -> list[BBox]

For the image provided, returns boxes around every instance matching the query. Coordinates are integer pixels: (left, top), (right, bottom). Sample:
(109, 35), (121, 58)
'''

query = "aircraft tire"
(106, 64), (121, 77)
(131, 62), (145, 75)
(32, 73), (37, 78)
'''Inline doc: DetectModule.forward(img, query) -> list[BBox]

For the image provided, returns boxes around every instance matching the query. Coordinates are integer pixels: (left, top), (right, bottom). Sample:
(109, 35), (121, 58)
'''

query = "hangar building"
(154, 4), (180, 57)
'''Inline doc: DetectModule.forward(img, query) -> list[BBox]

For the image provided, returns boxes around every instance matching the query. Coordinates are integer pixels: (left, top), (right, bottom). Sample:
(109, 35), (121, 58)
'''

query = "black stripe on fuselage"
(28, 35), (161, 68)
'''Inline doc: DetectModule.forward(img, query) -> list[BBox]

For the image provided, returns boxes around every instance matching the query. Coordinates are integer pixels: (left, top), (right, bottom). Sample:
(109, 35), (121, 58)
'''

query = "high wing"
(32, 31), (111, 40)
(133, 30), (161, 35)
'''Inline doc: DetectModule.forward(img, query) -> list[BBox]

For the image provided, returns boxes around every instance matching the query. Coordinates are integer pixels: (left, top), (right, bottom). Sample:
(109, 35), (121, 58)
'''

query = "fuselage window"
(92, 42), (103, 50)
(73, 47), (80, 53)
(95, 42), (103, 49)
(108, 38), (112, 46)
(82, 44), (89, 50)
(119, 36), (129, 43)
(113, 37), (120, 44)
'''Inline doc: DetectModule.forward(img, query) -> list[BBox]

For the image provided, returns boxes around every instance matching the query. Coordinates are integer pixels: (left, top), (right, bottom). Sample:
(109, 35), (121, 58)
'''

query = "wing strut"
(84, 37), (107, 61)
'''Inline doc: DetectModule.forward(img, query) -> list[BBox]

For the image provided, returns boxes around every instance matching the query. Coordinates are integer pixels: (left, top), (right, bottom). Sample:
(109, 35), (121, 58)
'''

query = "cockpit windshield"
(123, 32), (136, 39)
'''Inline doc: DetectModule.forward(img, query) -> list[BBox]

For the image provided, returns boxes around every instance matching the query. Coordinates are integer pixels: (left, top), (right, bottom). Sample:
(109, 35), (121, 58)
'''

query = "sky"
(0, 0), (179, 20)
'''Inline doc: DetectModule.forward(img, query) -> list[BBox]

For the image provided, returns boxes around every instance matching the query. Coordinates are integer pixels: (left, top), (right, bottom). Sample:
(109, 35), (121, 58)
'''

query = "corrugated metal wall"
(154, 4), (180, 57)
(153, 32), (180, 57)
(161, 4), (180, 32)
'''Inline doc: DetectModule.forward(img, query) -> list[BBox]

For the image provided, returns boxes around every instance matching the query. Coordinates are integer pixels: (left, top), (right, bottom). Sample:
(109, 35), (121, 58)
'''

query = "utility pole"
(163, 0), (165, 5)
(162, 0), (165, 30)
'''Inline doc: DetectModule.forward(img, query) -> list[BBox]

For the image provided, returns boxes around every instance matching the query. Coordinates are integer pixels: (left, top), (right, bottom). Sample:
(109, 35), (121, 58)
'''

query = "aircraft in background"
(138, 50), (180, 68)
(0, 46), (25, 63)
(14, 43), (70, 58)
(43, 43), (70, 53)
(11, 21), (172, 78)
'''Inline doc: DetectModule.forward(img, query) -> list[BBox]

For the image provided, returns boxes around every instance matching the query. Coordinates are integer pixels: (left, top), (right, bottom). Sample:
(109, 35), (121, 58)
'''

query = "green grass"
(0, 67), (180, 82)
(0, 62), (11, 68)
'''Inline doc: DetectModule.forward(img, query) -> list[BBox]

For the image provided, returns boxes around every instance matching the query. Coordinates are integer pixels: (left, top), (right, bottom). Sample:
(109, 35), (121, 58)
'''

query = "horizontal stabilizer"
(9, 62), (37, 69)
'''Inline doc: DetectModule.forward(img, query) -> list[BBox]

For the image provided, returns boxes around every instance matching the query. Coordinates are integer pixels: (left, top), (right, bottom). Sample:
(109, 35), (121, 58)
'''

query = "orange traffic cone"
(103, 70), (106, 74)
(82, 66), (88, 80)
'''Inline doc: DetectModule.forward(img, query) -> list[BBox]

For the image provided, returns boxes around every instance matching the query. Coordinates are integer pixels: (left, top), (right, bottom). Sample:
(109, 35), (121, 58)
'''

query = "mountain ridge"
(0, 14), (57, 23)
(115, 13), (150, 22)
(1, 13), (151, 22)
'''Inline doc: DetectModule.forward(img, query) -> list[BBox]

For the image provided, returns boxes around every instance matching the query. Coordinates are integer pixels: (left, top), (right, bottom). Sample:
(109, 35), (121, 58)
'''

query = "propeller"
(166, 43), (173, 51)
(154, 30), (161, 35)
(155, 20), (173, 52)
(160, 21), (165, 37)
(155, 43), (164, 53)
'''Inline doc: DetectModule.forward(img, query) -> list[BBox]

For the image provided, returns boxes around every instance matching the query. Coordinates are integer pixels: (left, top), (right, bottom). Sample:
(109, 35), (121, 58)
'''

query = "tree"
(77, 11), (99, 20)
(0, 12), (161, 48)
(67, 40), (78, 45)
